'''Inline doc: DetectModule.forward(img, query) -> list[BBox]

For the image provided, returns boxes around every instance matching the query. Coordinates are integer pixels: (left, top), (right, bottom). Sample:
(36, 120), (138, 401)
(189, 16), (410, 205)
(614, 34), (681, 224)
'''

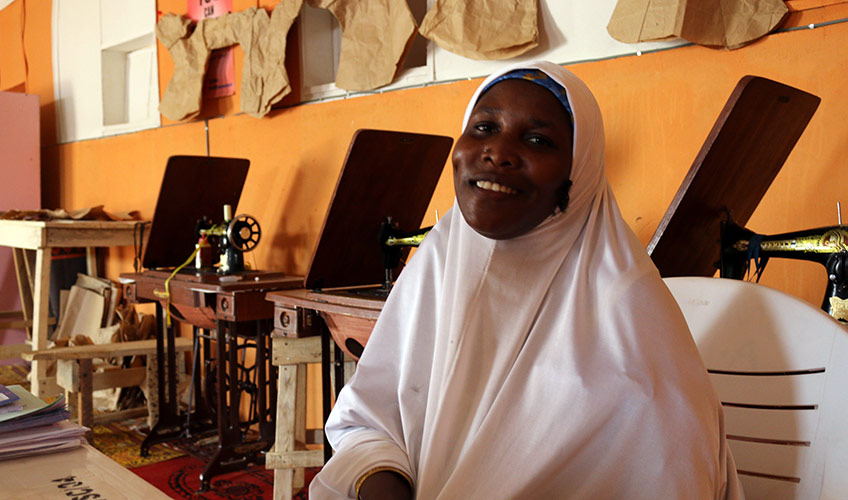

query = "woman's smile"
(473, 179), (519, 195)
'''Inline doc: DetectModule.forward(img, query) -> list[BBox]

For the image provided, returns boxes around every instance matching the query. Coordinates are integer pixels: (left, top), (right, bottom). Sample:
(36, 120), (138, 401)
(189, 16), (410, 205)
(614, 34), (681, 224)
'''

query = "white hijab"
(310, 61), (740, 500)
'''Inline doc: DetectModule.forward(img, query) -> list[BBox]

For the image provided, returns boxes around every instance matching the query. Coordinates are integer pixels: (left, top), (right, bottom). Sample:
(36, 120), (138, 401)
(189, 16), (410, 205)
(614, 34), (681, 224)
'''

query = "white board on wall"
(52, 0), (159, 143)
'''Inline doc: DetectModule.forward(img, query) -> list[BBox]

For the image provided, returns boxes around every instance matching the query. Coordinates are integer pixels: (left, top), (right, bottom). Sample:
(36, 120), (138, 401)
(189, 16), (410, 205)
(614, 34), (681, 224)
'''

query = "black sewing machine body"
(720, 220), (848, 319)
(195, 208), (261, 275)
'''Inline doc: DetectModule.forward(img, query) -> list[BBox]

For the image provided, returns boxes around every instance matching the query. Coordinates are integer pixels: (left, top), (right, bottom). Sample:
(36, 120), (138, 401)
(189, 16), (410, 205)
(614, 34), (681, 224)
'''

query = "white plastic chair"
(664, 277), (848, 500)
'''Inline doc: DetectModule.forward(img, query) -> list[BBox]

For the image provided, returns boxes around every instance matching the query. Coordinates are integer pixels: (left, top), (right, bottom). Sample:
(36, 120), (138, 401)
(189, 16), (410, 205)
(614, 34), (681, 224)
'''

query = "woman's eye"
(527, 135), (553, 147)
(473, 122), (495, 134)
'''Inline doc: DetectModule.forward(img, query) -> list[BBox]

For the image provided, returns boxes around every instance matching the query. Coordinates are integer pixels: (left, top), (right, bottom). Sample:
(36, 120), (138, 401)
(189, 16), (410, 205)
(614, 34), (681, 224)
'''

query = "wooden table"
(121, 269), (302, 491)
(0, 219), (147, 398)
(0, 444), (170, 499)
(264, 288), (384, 500)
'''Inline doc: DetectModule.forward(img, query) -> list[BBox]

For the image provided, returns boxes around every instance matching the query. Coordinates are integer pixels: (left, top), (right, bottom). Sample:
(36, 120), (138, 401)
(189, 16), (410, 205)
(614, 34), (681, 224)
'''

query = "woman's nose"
(482, 138), (519, 168)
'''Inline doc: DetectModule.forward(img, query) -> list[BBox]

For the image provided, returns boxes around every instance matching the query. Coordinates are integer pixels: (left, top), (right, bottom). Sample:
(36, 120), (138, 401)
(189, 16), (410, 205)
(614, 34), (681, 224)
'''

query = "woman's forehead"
(475, 69), (574, 124)
(471, 80), (573, 130)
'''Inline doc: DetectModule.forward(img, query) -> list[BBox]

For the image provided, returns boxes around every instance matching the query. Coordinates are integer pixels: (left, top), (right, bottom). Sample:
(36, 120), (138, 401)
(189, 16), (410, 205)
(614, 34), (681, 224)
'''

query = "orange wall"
(8, 1), (848, 426)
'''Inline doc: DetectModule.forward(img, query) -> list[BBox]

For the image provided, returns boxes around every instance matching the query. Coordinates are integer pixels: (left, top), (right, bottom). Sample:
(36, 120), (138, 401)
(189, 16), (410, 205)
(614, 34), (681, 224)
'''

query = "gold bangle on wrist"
(355, 466), (413, 498)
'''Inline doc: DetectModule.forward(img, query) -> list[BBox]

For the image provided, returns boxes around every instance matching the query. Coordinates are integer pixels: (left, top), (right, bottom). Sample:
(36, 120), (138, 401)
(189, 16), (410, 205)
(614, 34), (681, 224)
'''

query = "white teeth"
(475, 180), (517, 194)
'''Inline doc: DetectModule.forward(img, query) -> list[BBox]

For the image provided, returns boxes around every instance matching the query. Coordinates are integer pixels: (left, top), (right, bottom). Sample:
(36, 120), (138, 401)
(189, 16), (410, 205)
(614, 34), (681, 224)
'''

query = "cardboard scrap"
(239, 0), (302, 115)
(418, 0), (539, 60)
(157, 0), (302, 121)
(306, 0), (418, 91)
(0, 205), (140, 221)
(53, 286), (104, 341)
(53, 274), (119, 341)
(156, 14), (206, 121)
(607, 0), (789, 49)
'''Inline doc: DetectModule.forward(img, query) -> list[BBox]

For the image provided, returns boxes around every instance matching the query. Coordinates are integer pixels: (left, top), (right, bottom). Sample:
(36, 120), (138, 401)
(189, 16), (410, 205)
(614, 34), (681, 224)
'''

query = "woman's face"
(452, 78), (574, 240)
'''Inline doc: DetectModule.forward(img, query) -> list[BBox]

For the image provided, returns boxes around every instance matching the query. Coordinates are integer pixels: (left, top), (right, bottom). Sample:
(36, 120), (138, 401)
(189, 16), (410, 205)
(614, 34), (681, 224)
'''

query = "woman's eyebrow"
(471, 106), (563, 131)
(471, 105), (502, 117)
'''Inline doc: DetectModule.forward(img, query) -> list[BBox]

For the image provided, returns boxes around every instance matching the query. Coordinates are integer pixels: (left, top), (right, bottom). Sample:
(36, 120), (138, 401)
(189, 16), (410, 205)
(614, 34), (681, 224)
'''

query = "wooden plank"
(0, 221), (44, 249)
(266, 449), (325, 469)
(78, 359), (93, 428)
(12, 248), (34, 336)
(44, 225), (140, 248)
(272, 365), (297, 500)
(0, 220), (145, 252)
(91, 366), (146, 391)
(23, 337), (193, 361)
(307, 289), (386, 310)
(267, 290), (382, 321)
(31, 247), (51, 398)
(648, 77), (820, 277)
(273, 469), (295, 500)
(293, 363), (307, 489)
(271, 336), (322, 366)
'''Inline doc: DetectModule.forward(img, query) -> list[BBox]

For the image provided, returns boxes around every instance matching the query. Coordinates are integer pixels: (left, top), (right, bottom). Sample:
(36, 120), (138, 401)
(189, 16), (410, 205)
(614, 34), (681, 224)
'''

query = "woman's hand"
(357, 470), (413, 500)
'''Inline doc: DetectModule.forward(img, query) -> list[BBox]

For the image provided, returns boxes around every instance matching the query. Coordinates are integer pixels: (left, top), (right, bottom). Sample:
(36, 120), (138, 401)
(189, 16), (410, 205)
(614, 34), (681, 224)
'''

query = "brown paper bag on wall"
(157, 1), (302, 121)
(607, 0), (789, 49)
(418, 0), (539, 60)
(307, 0), (418, 91)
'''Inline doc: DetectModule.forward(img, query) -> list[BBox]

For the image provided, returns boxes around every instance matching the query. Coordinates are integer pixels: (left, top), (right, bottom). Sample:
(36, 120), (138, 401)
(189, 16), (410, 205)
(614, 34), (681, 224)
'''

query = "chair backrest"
(664, 277), (848, 500)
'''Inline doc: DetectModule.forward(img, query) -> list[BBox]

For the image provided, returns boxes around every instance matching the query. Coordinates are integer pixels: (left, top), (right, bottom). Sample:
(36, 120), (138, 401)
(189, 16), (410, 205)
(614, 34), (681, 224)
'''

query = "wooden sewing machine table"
(264, 288), (385, 500)
(120, 269), (302, 491)
(0, 219), (147, 398)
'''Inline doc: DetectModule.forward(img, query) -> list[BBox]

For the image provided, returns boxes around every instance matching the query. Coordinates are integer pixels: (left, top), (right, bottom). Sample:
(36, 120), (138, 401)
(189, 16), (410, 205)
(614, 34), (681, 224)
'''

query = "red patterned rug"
(132, 454), (316, 499)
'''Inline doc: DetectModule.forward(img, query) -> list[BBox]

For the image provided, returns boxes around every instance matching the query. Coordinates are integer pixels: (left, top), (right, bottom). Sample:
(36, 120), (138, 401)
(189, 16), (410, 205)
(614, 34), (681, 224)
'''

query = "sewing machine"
(121, 155), (302, 491)
(378, 216), (431, 291)
(195, 204), (262, 275)
(305, 129), (452, 294)
(720, 218), (848, 320)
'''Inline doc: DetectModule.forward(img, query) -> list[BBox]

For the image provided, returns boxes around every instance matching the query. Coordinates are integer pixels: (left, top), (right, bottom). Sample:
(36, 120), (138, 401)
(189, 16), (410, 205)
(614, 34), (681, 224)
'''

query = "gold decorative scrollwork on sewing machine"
(721, 219), (848, 322)
(731, 227), (848, 254)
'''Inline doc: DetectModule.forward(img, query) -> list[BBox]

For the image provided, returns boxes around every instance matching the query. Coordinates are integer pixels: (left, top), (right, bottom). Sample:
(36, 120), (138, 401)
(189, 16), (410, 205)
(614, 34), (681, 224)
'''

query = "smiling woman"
(309, 61), (742, 500)
(452, 74), (574, 240)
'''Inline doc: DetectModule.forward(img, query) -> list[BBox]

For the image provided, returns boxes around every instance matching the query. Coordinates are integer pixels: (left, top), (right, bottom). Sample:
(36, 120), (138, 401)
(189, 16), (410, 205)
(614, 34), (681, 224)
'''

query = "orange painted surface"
(12, 1), (848, 429)
(0, 0), (26, 91)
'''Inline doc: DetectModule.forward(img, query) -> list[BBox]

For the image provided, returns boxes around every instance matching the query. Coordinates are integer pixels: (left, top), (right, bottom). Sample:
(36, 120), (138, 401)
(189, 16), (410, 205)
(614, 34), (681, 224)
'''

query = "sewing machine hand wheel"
(227, 214), (261, 252)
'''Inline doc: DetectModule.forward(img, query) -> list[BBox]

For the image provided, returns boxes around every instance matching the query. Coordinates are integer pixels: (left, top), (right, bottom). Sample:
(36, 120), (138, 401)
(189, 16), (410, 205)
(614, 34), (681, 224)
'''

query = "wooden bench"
(265, 334), (325, 500)
(0, 219), (148, 398)
(22, 337), (193, 432)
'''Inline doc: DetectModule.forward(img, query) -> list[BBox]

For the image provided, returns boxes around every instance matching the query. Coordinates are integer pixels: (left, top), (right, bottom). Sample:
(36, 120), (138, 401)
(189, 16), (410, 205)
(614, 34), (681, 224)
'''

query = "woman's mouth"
(474, 180), (518, 195)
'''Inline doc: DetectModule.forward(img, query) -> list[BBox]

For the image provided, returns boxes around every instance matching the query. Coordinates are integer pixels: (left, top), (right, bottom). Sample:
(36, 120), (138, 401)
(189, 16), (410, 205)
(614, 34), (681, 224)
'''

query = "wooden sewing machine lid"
(142, 155), (249, 270)
(305, 129), (453, 290)
(647, 76), (820, 277)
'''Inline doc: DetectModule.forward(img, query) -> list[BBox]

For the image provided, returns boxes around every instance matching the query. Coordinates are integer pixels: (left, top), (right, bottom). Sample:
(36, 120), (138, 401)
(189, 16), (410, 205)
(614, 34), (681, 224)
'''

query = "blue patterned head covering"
(479, 68), (574, 125)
